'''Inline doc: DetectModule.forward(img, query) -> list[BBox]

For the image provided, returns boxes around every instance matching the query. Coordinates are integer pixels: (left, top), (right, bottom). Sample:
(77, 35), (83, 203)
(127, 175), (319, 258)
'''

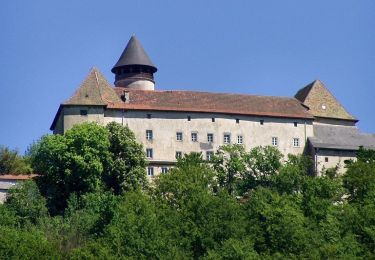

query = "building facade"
(50, 36), (375, 176)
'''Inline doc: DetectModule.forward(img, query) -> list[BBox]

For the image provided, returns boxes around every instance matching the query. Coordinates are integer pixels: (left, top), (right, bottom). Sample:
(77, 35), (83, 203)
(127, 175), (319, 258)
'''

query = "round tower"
(111, 35), (157, 90)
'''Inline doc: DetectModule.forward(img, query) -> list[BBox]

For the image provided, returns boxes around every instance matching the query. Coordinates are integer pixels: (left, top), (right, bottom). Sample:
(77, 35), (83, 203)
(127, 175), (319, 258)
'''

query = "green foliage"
(212, 144), (247, 196)
(5, 180), (48, 225)
(245, 188), (308, 256)
(0, 145), (32, 174)
(212, 145), (283, 196)
(105, 122), (148, 194)
(205, 237), (259, 260)
(30, 122), (147, 214)
(155, 155), (247, 258)
(0, 226), (59, 259)
(2, 134), (375, 258)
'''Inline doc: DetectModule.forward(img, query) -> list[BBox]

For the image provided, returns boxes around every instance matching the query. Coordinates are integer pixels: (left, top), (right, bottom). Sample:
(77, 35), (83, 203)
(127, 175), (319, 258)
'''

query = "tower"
(111, 35), (157, 90)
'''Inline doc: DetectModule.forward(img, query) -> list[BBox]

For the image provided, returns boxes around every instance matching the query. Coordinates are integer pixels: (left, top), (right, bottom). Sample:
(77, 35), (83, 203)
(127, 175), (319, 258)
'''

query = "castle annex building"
(51, 36), (375, 176)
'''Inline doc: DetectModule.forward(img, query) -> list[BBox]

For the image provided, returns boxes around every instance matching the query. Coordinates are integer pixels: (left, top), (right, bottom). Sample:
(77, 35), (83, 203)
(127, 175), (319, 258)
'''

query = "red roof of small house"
(0, 174), (38, 181)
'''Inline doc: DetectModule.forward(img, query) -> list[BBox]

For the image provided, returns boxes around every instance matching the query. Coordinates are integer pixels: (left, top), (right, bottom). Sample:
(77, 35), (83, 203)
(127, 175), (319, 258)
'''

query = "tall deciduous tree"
(105, 122), (147, 194)
(30, 122), (147, 214)
(0, 146), (32, 174)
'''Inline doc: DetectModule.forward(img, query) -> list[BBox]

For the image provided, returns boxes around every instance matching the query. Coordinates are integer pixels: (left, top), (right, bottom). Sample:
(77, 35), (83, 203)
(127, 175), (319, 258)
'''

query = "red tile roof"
(109, 88), (313, 119)
(0, 174), (38, 180)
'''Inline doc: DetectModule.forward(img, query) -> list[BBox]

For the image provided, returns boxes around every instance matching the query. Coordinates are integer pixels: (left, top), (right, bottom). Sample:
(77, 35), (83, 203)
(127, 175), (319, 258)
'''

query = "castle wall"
(103, 109), (314, 176)
(63, 106), (105, 133)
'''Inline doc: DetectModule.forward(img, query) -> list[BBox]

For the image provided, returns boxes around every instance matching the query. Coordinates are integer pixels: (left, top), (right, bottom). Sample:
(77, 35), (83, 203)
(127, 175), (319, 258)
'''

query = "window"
(294, 122), (298, 127)
(293, 138), (300, 147)
(161, 167), (168, 174)
(325, 157), (329, 162)
(187, 116), (191, 121)
(224, 134), (231, 144)
(147, 167), (154, 176)
(237, 135), (243, 144)
(272, 137), (278, 146)
(212, 118), (215, 122)
(260, 120), (264, 125)
(207, 133), (214, 143)
(206, 151), (214, 161)
(236, 119), (240, 124)
(191, 132), (198, 142)
(80, 110), (88, 116)
(146, 130), (153, 140)
(147, 114), (152, 119)
(146, 148), (153, 158)
(176, 151), (182, 159)
(176, 132), (183, 141)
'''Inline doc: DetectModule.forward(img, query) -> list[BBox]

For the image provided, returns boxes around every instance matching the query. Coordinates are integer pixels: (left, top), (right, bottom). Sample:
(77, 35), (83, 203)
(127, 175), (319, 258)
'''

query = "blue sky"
(1, 1), (374, 153)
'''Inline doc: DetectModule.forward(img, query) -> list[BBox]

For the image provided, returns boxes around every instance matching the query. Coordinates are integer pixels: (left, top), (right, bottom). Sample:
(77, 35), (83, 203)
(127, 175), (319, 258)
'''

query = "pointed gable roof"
(295, 80), (356, 121)
(111, 35), (157, 73)
(64, 67), (121, 105)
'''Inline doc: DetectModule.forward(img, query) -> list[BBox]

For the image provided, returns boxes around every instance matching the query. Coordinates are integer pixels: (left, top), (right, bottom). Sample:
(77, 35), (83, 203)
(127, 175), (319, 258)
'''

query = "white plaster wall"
(316, 149), (356, 175)
(63, 106), (105, 133)
(104, 110), (313, 163)
(0, 180), (17, 203)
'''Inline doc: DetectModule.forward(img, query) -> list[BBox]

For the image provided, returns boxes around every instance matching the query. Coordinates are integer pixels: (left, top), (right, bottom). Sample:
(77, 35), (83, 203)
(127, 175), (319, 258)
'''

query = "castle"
(50, 36), (375, 176)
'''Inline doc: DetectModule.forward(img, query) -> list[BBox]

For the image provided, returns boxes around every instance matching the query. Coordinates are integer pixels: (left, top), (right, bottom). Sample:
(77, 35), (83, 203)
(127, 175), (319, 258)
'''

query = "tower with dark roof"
(111, 35), (157, 90)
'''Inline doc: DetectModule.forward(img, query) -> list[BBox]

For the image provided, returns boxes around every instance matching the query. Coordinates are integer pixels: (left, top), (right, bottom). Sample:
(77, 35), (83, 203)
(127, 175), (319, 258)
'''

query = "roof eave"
(314, 115), (359, 123)
(106, 106), (314, 120)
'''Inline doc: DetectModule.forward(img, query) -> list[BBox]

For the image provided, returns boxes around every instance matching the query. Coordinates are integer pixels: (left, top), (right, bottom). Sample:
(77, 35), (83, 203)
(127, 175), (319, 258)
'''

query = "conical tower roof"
(111, 35), (157, 73)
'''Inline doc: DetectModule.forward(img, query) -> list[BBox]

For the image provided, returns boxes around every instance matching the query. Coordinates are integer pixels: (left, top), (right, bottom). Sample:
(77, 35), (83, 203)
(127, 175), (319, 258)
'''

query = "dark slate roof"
(108, 88), (314, 119)
(295, 80), (356, 121)
(111, 35), (157, 73)
(309, 124), (375, 150)
(64, 67), (121, 105)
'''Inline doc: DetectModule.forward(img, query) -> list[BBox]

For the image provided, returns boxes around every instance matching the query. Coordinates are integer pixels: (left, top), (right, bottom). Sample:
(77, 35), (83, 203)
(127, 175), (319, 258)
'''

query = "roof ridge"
(118, 88), (297, 100)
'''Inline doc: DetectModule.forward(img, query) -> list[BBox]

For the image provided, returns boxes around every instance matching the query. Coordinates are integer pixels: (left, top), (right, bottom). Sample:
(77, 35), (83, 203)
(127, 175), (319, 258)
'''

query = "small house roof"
(309, 124), (375, 150)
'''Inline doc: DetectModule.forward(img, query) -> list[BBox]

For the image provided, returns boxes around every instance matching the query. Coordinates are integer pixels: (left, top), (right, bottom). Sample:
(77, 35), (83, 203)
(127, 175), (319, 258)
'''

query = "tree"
(212, 145), (247, 196)
(0, 145), (32, 174)
(5, 180), (48, 225)
(104, 122), (148, 194)
(30, 122), (147, 214)
(212, 145), (283, 196)
(154, 154), (246, 258)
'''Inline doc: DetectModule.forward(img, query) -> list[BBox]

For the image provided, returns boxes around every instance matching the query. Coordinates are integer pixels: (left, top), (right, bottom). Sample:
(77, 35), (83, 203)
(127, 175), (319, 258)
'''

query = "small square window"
(236, 119), (240, 124)
(212, 118), (215, 122)
(147, 114), (152, 119)
(237, 135), (243, 144)
(176, 151), (182, 159)
(207, 133), (214, 143)
(191, 132), (198, 142)
(146, 130), (153, 140)
(206, 151), (214, 161)
(187, 116), (191, 121)
(325, 157), (329, 162)
(147, 167), (154, 176)
(272, 137), (278, 146)
(146, 148), (153, 158)
(224, 134), (231, 144)
(293, 138), (300, 147)
(161, 167), (169, 174)
(260, 120), (264, 125)
(294, 122), (298, 127)
(176, 132), (183, 141)
(80, 110), (88, 116)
